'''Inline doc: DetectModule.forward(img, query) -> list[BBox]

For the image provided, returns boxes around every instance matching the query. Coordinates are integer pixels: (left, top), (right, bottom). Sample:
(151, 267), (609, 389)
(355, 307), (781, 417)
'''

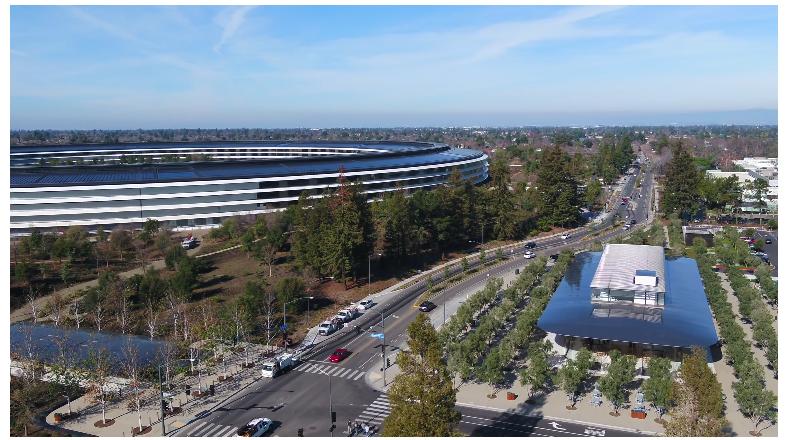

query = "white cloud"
(214, 6), (255, 53)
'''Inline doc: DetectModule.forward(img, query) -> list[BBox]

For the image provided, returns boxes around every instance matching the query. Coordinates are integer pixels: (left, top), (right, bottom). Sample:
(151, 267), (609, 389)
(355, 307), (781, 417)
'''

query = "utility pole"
(382, 308), (386, 387)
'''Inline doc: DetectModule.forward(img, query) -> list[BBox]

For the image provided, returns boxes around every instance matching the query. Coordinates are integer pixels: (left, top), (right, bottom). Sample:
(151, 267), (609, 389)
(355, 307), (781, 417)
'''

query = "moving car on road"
(523, 250), (535, 259)
(766, 238), (773, 244)
(329, 348), (351, 363)
(524, 242), (536, 249)
(236, 418), (272, 437)
(419, 301), (437, 312)
(561, 233), (570, 240)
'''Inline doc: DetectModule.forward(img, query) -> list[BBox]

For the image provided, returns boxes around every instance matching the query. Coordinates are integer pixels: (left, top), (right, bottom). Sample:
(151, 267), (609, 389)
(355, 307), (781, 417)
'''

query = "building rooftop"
(589, 244), (666, 294)
(538, 251), (719, 348)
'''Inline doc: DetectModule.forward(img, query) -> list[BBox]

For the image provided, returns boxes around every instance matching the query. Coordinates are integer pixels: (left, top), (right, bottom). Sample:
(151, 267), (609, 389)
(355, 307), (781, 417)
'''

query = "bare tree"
(182, 306), (191, 342)
(72, 298), (83, 329)
(49, 293), (66, 327)
(94, 295), (105, 331)
(115, 290), (130, 335)
(86, 348), (113, 426)
(146, 301), (159, 341)
(26, 290), (39, 324)
(122, 339), (144, 434)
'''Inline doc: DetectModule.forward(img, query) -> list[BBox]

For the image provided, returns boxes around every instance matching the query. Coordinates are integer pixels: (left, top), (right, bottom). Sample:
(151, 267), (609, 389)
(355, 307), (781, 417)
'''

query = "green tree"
(274, 277), (306, 312)
(488, 154), (517, 240)
(664, 381), (727, 437)
(679, 347), (724, 418)
(556, 348), (592, 408)
(642, 357), (674, 420)
(383, 314), (461, 436)
(520, 340), (554, 399)
(662, 141), (701, 219)
(583, 179), (602, 208)
(733, 365), (777, 435)
(598, 350), (635, 415)
(537, 146), (581, 227)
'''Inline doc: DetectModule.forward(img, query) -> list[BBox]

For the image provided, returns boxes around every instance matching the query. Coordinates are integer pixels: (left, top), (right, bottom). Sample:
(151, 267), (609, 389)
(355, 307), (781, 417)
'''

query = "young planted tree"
(556, 348), (592, 409)
(519, 340), (554, 400)
(384, 314), (461, 436)
(679, 347), (724, 419)
(733, 365), (777, 436)
(122, 341), (145, 434)
(598, 350), (636, 416)
(86, 348), (113, 426)
(641, 357), (674, 421)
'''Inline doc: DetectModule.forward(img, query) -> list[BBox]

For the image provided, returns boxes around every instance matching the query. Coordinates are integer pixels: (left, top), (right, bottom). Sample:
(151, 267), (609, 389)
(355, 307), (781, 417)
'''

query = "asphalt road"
(457, 405), (646, 437)
(171, 162), (654, 437)
(753, 230), (778, 277)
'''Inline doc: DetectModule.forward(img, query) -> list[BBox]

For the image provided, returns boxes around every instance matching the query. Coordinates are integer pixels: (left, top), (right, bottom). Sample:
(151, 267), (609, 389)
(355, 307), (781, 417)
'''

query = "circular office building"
(11, 141), (488, 233)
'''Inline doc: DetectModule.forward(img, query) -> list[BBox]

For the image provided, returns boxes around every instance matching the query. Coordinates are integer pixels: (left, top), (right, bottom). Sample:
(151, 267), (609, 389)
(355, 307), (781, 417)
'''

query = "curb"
(455, 402), (660, 436)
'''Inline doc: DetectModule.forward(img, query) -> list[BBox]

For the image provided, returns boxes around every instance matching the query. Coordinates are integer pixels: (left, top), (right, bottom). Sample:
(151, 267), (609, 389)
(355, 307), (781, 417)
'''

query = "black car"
(630, 219), (637, 225)
(525, 242), (537, 249)
(549, 254), (559, 261)
(419, 301), (437, 312)
(765, 238), (773, 244)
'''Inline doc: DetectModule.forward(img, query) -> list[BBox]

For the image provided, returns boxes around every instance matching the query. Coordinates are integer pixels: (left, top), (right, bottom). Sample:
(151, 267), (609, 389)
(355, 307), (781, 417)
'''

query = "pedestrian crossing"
(292, 361), (366, 381)
(175, 420), (237, 437)
(355, 393), (390, 427)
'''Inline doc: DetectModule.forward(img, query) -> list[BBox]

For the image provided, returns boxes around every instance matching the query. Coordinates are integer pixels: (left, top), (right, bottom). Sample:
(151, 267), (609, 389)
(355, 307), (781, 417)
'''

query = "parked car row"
(317, 299), (377, 336)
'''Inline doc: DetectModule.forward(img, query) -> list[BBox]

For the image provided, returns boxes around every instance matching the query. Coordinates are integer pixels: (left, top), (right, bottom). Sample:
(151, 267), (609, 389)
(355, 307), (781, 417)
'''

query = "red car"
(329, 348), (351, 363)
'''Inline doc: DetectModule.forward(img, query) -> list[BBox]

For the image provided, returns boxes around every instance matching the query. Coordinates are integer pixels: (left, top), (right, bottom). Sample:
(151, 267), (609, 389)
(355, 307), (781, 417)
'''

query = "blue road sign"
(369, 333), (384, 340)
(280, 323), (288, 331)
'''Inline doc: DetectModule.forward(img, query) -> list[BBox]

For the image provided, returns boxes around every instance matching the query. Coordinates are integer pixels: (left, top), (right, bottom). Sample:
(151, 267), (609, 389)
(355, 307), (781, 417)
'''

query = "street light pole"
(368, 254), (371, 286)
(382, 308), (386, 387)
(158, 364), (166, 435)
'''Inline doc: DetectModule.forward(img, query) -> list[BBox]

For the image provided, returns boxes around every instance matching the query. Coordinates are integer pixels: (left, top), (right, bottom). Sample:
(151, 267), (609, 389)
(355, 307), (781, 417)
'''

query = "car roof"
(320, 321), (332, 325)
(248, 418), (269, 426)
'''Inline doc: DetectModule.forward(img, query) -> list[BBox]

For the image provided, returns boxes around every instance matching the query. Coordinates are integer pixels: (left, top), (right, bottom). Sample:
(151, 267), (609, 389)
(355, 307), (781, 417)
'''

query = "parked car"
(765, 238), (773, 244)
(524, 242), (536, 249)
(236, 418), (272, 437)
(623, 224), (631, 231)
(630, 219), (637, 225)
(318, 321), (338, 336)
(523, 250), (535, 259)
(181, 235), (198, 249)
(419, 301), (437, 312)
(356, 299), (375, 311)
(549, 254), (559, 261)
(328, 348), (351, 363)
(560, 233), (570, 240)
(335, 309), (356, 323)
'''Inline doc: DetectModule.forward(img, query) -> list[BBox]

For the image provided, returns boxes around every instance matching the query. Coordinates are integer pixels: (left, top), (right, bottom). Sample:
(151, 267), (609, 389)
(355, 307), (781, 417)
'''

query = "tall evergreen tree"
(384, 314), (462, 436)
(537, 146), (580, 227)
(488, 154), (517, 239)
(662, 141), (701, 219)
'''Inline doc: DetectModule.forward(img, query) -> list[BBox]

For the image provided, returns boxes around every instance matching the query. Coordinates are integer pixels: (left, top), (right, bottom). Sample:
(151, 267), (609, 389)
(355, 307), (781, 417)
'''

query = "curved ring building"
(11, 141), (488, 232)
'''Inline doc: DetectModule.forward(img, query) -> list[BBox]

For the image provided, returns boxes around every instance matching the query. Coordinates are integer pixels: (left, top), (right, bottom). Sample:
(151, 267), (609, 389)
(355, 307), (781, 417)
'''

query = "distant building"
(681, 225), (717, 247)
(538, 244), (719, 361)
(706, 156), (778, 213)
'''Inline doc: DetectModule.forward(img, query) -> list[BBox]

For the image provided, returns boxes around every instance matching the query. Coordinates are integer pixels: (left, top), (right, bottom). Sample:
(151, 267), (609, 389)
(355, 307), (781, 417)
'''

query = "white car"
(336, 309), (355, 323)
(236, 418), (272, 437)
(523, 250), (535, 259)
(356, 299), (375, 311)
(561, 233), (570, 240)
(318, 321), (337, 336)
(623, 224), (631, 231)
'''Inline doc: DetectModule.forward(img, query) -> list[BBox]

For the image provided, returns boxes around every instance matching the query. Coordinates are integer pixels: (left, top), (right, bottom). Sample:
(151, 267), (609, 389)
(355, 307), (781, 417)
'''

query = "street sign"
(369, 333), (384, 340)
(280, 323), (288, 331)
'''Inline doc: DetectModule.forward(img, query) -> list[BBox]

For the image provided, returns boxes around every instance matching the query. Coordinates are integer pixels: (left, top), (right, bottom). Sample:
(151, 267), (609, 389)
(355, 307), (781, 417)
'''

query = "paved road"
(753, 230), (778, 277)
(457, 405), (646, 437)
(171, 162), (655, 437)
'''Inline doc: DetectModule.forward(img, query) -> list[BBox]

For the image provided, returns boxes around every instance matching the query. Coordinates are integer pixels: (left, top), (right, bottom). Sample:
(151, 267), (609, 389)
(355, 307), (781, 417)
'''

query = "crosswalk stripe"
(363, 408), (390, 416)
(215, 426), (234, 436)
(368, 404), (389, 412)
(179, 421), (206, 436)
(323, 365), (341, 375)
(201, 424), (226, 436)
(294, 363), (308, 371)
(352, 371), (365, 380)
(332, 366), (347, 376)
(302, 363), (320, 373)
(337, 368), (352, 378)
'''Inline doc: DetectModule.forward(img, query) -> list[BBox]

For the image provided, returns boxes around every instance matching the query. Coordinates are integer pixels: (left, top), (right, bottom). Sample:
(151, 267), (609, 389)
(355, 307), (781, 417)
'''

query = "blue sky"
(10, 5), (778, 129)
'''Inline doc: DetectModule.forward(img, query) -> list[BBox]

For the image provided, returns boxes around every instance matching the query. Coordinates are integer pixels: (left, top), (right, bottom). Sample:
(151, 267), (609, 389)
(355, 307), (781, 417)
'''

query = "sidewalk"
(46, 346), (277, 437)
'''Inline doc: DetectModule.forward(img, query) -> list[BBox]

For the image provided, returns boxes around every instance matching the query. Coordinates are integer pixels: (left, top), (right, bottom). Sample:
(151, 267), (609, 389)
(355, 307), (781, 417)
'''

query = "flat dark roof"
(538, 252), (719, 349)
(11, 141), (485, 187)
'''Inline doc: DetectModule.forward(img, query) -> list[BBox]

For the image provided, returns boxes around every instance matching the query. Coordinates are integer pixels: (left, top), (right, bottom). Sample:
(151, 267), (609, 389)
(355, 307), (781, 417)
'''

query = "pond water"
(10, 323), (168, 372)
